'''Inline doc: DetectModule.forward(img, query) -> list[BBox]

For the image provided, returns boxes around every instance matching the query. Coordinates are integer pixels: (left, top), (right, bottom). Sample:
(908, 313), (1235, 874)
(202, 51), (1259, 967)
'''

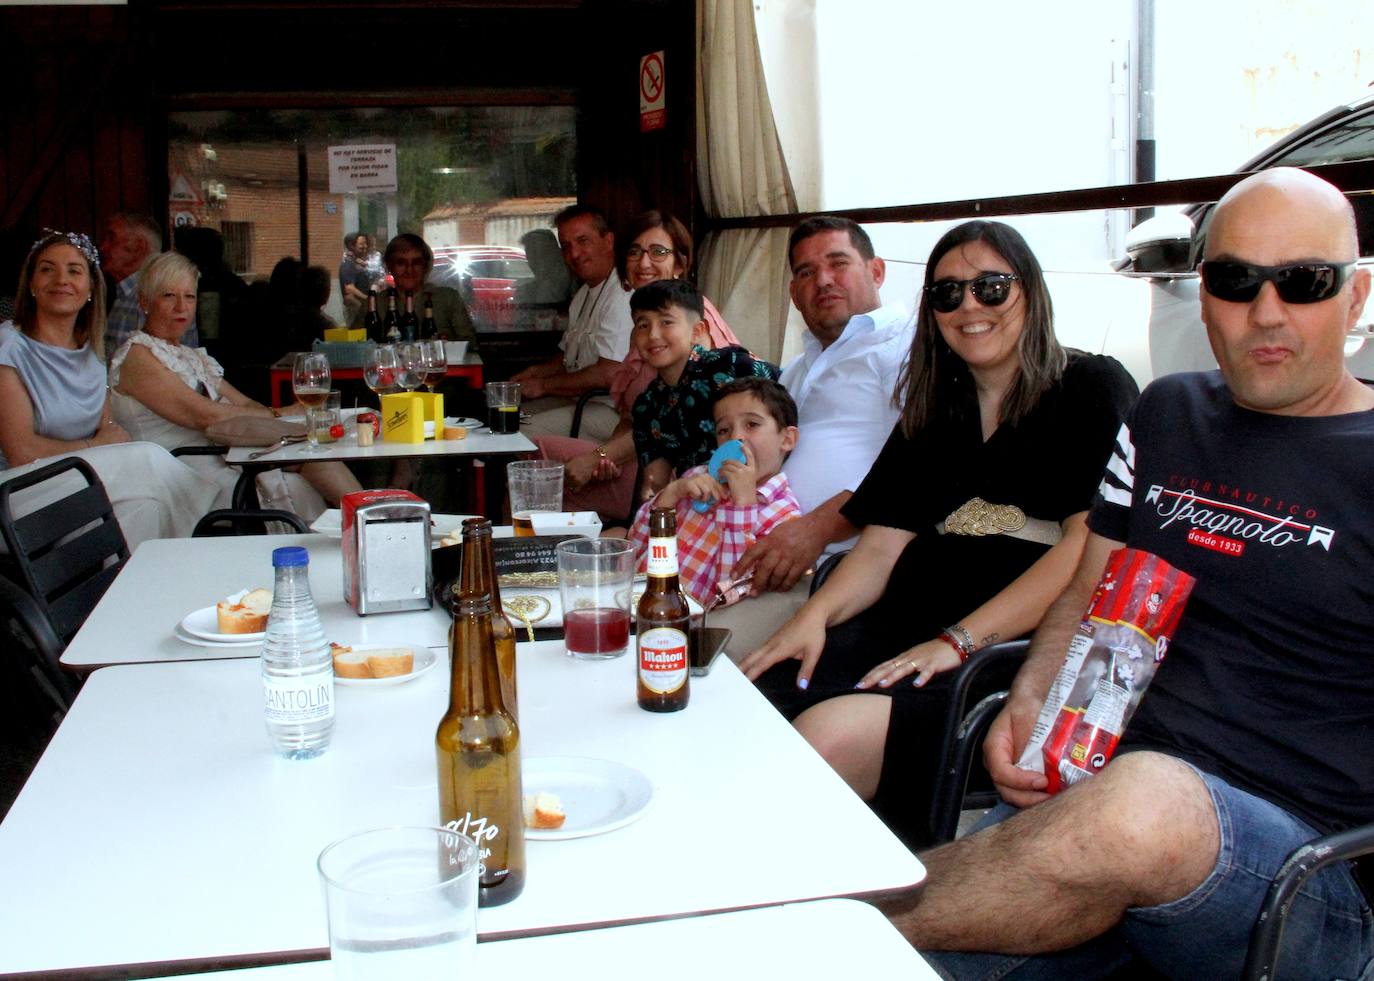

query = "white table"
(169, 900), (939, 979)
(59, 534), (452, 669)
(224, 428), (534, 466)
(1, 642), (925, 976)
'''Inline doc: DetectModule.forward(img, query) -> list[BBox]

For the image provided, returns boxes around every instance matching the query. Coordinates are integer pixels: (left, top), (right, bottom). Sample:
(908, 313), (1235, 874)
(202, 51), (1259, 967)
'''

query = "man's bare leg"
(885, 751), (1220, 954)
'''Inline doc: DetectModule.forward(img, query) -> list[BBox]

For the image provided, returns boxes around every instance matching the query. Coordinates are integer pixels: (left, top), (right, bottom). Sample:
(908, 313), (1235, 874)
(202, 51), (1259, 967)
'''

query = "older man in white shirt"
(718, 217), (911, 657)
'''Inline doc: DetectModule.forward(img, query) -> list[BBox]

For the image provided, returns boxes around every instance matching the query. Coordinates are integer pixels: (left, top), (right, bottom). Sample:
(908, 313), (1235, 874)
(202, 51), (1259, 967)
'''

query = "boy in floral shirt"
(629, 378), (802, 606)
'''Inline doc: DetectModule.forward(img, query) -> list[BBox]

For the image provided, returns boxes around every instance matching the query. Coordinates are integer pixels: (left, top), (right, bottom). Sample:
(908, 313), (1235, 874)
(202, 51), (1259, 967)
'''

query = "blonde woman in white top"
(110, 252), (359, 519)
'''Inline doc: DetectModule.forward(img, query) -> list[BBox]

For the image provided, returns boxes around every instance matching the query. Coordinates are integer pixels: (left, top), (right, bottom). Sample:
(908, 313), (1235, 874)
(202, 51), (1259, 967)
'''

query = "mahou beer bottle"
(436, 592), (526, 906)
(637, 506), (691, 712)
(458, 517), (518, 720)
(362, 288), (381, 342)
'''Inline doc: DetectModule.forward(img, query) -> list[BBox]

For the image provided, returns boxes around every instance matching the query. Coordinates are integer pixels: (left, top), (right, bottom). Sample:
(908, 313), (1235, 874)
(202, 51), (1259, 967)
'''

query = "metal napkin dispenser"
(341, 490), (433, 615)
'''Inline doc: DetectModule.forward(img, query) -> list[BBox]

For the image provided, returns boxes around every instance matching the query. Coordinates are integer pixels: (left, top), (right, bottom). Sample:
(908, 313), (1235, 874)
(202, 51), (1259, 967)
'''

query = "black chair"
(0, 456), (129, 646)
(171, 443), (259, 510)
(569, 388), (611, 439)
(810, 549), (849, 594)
(193, 508), (310, 537)
(0, 573), (77, 714)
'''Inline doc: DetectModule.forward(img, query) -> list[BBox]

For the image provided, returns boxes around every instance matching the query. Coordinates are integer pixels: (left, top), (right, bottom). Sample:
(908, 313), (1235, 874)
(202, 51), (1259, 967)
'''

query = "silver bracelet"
(944, 623), (976, 656)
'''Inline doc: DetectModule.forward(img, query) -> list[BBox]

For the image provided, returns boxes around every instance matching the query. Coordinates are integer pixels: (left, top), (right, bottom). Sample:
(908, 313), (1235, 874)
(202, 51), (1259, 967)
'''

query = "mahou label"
(638, 626), (688, 694)
(645, 536), (679, 578)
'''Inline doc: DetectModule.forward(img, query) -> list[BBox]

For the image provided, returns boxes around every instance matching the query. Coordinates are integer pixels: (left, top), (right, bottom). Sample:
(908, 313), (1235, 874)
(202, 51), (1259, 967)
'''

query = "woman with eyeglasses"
(531, 209), (742, 520)
(0, 231), (222, 546)
(740, 220), (1139, 844)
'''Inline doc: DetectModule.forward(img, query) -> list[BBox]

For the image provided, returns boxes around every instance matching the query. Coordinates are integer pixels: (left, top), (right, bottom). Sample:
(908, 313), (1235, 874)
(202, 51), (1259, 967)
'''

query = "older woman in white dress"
(0, 231), (223, 548)
(110, 252), (359, 520)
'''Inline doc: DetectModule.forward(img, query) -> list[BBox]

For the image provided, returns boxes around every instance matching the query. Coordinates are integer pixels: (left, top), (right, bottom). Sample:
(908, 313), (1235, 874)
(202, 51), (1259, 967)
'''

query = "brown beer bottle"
(637, 506), (691, 712)
(457, 518), (518, 721)
(436, 592), (526, 906)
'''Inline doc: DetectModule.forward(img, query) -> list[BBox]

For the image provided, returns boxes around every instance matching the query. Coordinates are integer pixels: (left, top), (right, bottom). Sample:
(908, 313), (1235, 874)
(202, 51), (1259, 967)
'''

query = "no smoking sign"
(640, 50), (666, 133)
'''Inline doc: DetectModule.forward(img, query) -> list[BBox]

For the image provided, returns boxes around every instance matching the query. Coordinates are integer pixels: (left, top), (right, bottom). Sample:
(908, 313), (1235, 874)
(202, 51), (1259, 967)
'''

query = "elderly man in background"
(512, 204), (633, 443)
(100, 213), (197, 360)
(895, 167), (1374, 980)
(716, 216), (911, 657)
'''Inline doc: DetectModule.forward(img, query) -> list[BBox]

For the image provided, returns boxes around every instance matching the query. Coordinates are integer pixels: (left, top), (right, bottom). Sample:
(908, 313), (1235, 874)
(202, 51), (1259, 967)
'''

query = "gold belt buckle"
(943, 497), (1028, 536)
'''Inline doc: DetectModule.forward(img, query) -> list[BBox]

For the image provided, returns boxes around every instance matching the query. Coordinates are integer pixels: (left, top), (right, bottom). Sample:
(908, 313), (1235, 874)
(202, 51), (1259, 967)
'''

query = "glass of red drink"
(556, 539), (636, 660)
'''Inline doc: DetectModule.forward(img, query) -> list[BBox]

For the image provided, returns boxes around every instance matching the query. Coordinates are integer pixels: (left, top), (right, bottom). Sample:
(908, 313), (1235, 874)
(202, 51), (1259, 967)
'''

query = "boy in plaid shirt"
(629, 378), (802, 606)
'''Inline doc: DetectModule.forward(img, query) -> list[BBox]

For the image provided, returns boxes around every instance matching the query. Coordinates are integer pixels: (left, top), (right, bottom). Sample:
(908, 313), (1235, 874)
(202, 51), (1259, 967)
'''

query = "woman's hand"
(566, 451), (611, 491)
(739, 609), (828, 686)
(856, 637), (963, 689)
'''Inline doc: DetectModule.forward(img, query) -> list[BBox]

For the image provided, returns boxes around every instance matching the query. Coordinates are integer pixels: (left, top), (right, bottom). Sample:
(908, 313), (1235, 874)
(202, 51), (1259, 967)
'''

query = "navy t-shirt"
(1089, 371), (1374, 841)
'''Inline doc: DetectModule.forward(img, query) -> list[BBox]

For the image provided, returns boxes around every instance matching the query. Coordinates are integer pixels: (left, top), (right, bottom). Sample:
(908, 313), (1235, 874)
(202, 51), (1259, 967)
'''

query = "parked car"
(1114, 93), (1374, 382)
(428, 245), (534, 328)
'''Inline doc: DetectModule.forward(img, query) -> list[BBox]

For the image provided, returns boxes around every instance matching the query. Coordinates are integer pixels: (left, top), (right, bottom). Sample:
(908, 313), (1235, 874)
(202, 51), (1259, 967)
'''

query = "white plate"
(333, 647), (440, 687)
(180, 605), (265, 643)
(174, 625), (262, 649)
(522, 757), (654, 840)
(443, 417), (482, 430)
(310, 509), (476, 542)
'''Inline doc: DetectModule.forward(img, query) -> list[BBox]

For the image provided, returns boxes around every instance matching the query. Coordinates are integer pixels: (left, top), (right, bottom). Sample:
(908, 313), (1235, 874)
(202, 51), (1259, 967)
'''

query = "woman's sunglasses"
(923, 273), (1020, 314)
(1199, 260), (1356, 304)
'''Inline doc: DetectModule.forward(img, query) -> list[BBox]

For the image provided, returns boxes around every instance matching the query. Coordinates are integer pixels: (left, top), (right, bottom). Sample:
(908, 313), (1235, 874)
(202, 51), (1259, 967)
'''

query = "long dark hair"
(896, 220), (1063, 437)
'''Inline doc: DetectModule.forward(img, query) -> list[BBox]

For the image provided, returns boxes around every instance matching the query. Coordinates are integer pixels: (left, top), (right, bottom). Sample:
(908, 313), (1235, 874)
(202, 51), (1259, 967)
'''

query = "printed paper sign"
(639, 51), (666, 133)
(328, 144), (398, 194)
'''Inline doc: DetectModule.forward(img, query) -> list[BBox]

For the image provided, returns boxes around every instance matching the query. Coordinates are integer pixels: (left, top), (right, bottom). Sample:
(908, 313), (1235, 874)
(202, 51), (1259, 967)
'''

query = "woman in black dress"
(741, 220), (1138, 844)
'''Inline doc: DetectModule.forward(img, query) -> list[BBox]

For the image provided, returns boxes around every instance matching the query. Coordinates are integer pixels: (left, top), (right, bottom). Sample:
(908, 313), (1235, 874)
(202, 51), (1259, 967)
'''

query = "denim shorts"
(927, 763), (1374, 981)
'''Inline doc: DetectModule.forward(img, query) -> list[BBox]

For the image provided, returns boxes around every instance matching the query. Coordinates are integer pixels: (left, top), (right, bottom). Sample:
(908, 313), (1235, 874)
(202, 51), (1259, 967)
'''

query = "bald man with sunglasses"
(888, 168), (1374, 978)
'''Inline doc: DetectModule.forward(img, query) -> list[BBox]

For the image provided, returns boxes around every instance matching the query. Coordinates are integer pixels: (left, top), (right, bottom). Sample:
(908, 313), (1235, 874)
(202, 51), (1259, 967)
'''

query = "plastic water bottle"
(261, 546), (334, 759)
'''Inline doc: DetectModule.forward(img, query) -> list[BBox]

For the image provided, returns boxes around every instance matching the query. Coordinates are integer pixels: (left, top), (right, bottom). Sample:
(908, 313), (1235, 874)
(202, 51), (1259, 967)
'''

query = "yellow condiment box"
(323, 327), (367, 343)
(414, 391), (444, 425)
(380, 393), (425, 443)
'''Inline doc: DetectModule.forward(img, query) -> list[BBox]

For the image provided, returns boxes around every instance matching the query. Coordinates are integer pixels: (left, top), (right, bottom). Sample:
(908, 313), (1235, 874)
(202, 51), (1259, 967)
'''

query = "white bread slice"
(523, 791), (566, 830)
(331, 646), (373, 679)
(216, 588), (272, 634)
(366, 648), (414, 678)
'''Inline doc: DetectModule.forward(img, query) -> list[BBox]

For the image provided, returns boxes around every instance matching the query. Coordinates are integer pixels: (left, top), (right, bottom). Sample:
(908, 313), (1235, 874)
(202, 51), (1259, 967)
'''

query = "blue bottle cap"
(272, 546), (310, 568)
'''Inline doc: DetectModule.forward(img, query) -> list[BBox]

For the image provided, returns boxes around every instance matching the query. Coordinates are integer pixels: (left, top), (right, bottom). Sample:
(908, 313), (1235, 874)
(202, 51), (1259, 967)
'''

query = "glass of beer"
(556, 538), (636, 659)
(292, 352), (332, 454)
(318, 826), (479, 980)
(485, 382), (521, 435)
(507, 459), (563, 536)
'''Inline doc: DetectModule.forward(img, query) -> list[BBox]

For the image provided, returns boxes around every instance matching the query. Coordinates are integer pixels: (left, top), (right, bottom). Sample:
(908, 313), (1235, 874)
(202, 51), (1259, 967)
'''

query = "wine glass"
(419, 339), (448, 394)
(395, 342), (425, 393)
(363, 345), (398, 400)
(292, 353), (332, 453)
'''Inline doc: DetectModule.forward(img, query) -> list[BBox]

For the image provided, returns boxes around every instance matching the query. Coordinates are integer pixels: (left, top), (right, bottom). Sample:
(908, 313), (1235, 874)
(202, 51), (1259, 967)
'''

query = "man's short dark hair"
(554, 203), (611, 237)
(714, 377), (798, 431)
(630, 278), (705, 322)
(787, 216), (875, 271)
(344, 231), (367, 250)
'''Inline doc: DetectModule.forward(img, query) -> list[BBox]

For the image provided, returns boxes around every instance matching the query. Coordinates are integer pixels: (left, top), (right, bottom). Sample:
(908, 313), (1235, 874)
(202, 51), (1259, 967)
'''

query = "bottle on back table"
(401, 291), (419, 341)
(637, 506), (691, 712)
(436, 592), (526, 907)
(362, 288), (381, 342)
(384, 287), (401, 343)
(261, 546), (334, 758)
(421, 293), (439, 340)
(457, 517), (519, 720)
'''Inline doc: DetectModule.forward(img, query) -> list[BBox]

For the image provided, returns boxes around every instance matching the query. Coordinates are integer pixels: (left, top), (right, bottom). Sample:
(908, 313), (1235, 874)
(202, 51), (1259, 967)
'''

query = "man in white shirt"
(513, 205), (633, 443)
(718, 217), (910, 657)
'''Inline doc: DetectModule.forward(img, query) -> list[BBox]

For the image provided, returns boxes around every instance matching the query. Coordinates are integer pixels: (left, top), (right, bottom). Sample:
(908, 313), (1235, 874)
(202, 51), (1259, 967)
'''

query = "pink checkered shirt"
(629, 467), (802, 606)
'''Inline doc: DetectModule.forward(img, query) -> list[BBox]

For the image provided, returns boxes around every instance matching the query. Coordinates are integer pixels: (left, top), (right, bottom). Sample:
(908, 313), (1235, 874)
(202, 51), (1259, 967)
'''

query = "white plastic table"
(224, 428), (534, 466)
(58, 534), (453, 669)
(0, 642), (926, 976)
(170, 900), (940, 980)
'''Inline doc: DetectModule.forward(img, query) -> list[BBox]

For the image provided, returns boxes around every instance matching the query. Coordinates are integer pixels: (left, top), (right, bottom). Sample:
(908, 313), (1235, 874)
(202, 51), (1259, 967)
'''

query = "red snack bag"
(1016, 548), (1195, 793)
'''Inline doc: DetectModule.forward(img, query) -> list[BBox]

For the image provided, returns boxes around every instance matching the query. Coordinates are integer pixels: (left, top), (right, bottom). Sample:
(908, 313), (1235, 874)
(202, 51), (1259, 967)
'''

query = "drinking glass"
(420, 339), (448, 394)
(557, 538), (635, 659)
(293, 353), (332, 454)
(485, 381), (521, 435)
(363, 345), (398, 399)
(395, 342), (424, 393)
(318, 826), (479, 981)
(311, 391), (343, 447)
(506, 459), (563, 536)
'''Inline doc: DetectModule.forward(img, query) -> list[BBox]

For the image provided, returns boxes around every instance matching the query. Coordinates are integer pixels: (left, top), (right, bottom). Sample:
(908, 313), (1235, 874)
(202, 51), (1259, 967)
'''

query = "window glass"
(167, 106), (576, 335)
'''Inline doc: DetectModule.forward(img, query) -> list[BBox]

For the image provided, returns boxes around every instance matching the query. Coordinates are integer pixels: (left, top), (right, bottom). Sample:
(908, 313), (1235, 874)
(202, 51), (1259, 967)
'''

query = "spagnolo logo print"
(445, 813), (500, 870)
